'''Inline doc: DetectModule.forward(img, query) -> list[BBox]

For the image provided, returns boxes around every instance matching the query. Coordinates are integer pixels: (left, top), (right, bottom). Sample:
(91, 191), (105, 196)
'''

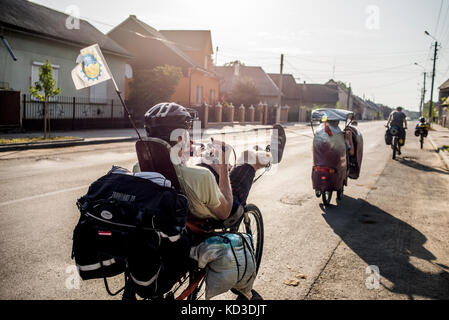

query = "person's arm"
(404, 116), (408, 129)
(387, 113), (392, 126)
(208, 141), (233, 220)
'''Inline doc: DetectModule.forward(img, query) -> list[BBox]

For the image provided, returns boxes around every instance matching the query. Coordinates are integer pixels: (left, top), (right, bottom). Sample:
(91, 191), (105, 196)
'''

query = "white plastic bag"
(190, 233), (256, 300)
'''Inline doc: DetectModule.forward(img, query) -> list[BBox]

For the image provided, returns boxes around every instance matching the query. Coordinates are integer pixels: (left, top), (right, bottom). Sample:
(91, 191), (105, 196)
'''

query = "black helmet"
(144, 102), (195, 143)
(419, 116), (426, 123)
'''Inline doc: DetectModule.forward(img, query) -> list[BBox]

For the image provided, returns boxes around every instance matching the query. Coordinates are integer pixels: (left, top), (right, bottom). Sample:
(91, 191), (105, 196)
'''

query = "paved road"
(0, 121), (448, 299)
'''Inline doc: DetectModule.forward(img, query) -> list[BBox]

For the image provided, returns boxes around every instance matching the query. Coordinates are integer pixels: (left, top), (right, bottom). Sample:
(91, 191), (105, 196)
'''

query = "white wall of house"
(0, 30), (127, 103)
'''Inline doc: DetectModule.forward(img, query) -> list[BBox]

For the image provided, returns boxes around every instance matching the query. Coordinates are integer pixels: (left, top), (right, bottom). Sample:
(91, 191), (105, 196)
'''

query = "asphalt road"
(0, 121), (448, 300)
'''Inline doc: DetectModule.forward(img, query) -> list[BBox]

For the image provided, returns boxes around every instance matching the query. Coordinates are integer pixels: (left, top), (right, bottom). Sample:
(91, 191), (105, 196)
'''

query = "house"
(364, 100), (381, 120)
(107, 16), (219, 107)
(324, 80), (353, 110)
(215, 64), (282, 106)
(438, 78), (449, 127)
(268, 73), (302, 121)
(296, 82), (339, 109)
(0, 0), (130, 104)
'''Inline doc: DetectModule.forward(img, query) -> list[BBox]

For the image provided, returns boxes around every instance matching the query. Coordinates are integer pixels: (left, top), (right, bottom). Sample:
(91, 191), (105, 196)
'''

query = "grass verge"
(0, 136), (81, 145)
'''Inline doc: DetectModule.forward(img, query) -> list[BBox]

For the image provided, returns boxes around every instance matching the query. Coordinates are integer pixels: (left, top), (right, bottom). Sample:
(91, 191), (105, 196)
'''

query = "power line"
(434, 0), (444, 38)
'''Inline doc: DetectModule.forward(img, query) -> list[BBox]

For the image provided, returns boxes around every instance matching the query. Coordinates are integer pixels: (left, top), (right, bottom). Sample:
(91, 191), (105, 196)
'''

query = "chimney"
(234, 63), (240, 76)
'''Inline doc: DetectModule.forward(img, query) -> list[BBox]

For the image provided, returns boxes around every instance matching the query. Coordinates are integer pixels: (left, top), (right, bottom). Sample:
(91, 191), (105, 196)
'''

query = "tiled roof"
(297, 83), (338, 104)
(268, 74), (301, 100)
(159, 30), (213, 53)
(0, 0), (130, 57)
(215, 65), (281, 97)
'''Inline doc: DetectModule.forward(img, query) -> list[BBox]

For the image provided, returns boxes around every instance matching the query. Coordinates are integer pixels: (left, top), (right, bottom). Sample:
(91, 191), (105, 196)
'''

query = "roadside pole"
(429, 41), (438, 123)
(277, 54), (284, 124)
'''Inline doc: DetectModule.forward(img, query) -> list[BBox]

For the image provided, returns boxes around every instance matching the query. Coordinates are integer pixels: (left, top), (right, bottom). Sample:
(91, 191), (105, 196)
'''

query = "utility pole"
(277, 54), (284, 123)
(429, 41), (438, 123)
(421, 72), (426, 117)
(346, 83), (351, 110)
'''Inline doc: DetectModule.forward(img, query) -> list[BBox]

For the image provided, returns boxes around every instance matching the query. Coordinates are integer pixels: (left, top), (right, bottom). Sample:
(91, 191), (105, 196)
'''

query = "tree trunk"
(43, 99), (47, 139)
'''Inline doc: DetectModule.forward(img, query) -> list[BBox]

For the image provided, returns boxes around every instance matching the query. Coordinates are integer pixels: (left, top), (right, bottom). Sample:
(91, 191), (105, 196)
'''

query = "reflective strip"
(157, 231), (181, 242)
(77, 258), (116, 271)
(130, 265), (161, 287)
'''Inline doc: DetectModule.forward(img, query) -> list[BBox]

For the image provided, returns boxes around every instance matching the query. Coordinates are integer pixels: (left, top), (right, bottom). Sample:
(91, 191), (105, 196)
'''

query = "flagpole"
(108, 71), (142, 141)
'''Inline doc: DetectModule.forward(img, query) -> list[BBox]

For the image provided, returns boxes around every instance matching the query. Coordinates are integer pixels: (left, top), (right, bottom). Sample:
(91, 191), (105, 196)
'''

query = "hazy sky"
(30, 0), (449, 111)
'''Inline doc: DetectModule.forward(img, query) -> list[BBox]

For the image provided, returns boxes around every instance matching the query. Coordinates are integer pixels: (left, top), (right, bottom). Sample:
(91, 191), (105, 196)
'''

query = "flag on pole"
(71, 44), (117, 90)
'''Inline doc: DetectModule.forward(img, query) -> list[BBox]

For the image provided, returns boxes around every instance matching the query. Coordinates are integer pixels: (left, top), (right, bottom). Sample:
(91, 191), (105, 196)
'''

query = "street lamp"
(424, 30), (439, 123)
(414, 62), (426, 117)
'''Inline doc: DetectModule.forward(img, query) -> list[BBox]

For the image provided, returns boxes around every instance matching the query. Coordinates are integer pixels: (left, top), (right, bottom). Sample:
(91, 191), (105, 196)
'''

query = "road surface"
(0, 121), (448, 299)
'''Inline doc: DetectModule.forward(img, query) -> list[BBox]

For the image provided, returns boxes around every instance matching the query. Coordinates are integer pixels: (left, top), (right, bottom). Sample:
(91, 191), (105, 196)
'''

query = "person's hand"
(210, 138), (231, 168)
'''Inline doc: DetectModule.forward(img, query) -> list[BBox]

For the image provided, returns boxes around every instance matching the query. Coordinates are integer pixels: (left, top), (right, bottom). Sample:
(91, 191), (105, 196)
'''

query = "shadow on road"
(320, 196), (449, 299)
(398, 157), (449, 175)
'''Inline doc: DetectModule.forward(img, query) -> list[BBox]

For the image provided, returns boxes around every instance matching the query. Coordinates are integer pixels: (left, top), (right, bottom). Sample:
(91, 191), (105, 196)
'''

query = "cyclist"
(386, 106), (408, 155)
(134, 102), (286, 300)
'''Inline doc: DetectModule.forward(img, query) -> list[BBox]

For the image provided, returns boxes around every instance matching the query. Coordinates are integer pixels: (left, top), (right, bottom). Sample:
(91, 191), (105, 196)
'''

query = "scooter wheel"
(315, 191), (321, 198)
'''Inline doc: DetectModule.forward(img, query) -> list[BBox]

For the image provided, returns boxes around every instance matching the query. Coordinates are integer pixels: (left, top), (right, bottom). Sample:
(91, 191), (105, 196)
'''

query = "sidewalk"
(428, 123), (449, 169)
(0, 123), (306, 152)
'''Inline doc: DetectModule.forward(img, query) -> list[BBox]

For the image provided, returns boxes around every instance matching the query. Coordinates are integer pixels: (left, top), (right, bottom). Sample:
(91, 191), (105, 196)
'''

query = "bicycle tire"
(393, 137), (398, 160)
(420, 135), (424, 149)
(232, 204), (264, 274)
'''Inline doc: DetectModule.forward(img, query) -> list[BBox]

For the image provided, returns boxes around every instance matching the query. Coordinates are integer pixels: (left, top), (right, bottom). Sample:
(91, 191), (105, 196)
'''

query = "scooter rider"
(386, 106), (407, 155)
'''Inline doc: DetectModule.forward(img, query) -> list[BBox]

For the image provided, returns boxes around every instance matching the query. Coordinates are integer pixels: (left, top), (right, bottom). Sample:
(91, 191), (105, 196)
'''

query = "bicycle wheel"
(392, 137), (398, 160)
(235, 204), (264, 274)
(420, 135), (424, 149)
(322, 191), (332, 206)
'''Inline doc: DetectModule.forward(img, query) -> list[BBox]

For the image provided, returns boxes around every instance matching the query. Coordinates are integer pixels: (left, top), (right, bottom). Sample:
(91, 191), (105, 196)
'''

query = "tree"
(29, 60), (61, 139)
(423, 100), (438, 119)
(223, 60), (245, 67)
(128, 65), (183, 117)
(227, 77), (259, 106)
(336, 81), (348, 90)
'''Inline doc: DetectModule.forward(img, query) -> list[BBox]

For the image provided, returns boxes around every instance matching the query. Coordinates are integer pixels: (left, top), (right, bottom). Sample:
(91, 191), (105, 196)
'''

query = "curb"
(0, 123), (299, 152)
(428, 136), (449, 170)
(0, 137), (137, 152)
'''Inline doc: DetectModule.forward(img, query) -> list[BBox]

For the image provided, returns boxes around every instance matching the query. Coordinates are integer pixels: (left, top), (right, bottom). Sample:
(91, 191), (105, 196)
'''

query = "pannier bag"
(189, 233), (256, 300)
(346, 125), (363, 180)
(71, 166), (190, 298)
(385, 128), (392, 145)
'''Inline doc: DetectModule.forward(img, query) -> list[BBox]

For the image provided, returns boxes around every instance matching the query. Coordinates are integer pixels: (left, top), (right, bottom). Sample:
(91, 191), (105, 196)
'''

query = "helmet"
(419, 116), (426, 123)
(144, 102), (194, 143)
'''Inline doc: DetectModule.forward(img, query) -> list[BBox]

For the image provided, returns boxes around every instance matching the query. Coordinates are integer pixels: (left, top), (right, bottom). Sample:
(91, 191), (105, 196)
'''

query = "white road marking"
(0, 185), (89, 207)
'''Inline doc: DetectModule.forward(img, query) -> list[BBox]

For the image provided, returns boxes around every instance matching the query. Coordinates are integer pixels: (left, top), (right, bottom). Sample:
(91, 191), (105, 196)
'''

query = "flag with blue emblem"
(71, 44), (113, 90)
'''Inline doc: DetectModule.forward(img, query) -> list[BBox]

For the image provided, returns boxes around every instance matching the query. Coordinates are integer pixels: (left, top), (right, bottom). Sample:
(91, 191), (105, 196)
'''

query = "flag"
(71, 44), (114, 90)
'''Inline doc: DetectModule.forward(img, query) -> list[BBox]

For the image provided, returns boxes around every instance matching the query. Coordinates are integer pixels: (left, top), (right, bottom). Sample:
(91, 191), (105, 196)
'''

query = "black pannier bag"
(71, 166), (190, 298)
(385, 128), (392, 145)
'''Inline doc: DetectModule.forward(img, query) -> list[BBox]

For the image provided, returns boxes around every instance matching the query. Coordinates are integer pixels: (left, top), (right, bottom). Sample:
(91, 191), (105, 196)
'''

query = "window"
(90, 81), (107, 103)
(195, 85), (203, 105)
(210, 89), (215, 105)
(31, 61), (59, 100)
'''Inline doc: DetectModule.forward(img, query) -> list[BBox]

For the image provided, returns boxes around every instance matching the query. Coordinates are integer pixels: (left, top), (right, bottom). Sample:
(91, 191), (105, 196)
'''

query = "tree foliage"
(29, 60), (61, 138)
(227, 77), (259, 106)
(128, 64), (183, 117)
(223, 60), (245, 67)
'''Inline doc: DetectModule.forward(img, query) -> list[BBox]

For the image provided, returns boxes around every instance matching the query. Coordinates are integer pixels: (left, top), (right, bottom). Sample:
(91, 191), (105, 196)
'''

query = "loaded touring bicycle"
(310, 108), (363, 206)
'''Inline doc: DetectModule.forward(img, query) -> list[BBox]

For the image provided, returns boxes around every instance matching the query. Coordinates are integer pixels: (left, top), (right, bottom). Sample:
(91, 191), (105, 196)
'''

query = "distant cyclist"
(386, 106), (408, 155)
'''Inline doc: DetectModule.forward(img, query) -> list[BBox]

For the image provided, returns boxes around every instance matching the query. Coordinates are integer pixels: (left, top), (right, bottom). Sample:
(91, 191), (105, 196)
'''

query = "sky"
(30, 0), (449, 112)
